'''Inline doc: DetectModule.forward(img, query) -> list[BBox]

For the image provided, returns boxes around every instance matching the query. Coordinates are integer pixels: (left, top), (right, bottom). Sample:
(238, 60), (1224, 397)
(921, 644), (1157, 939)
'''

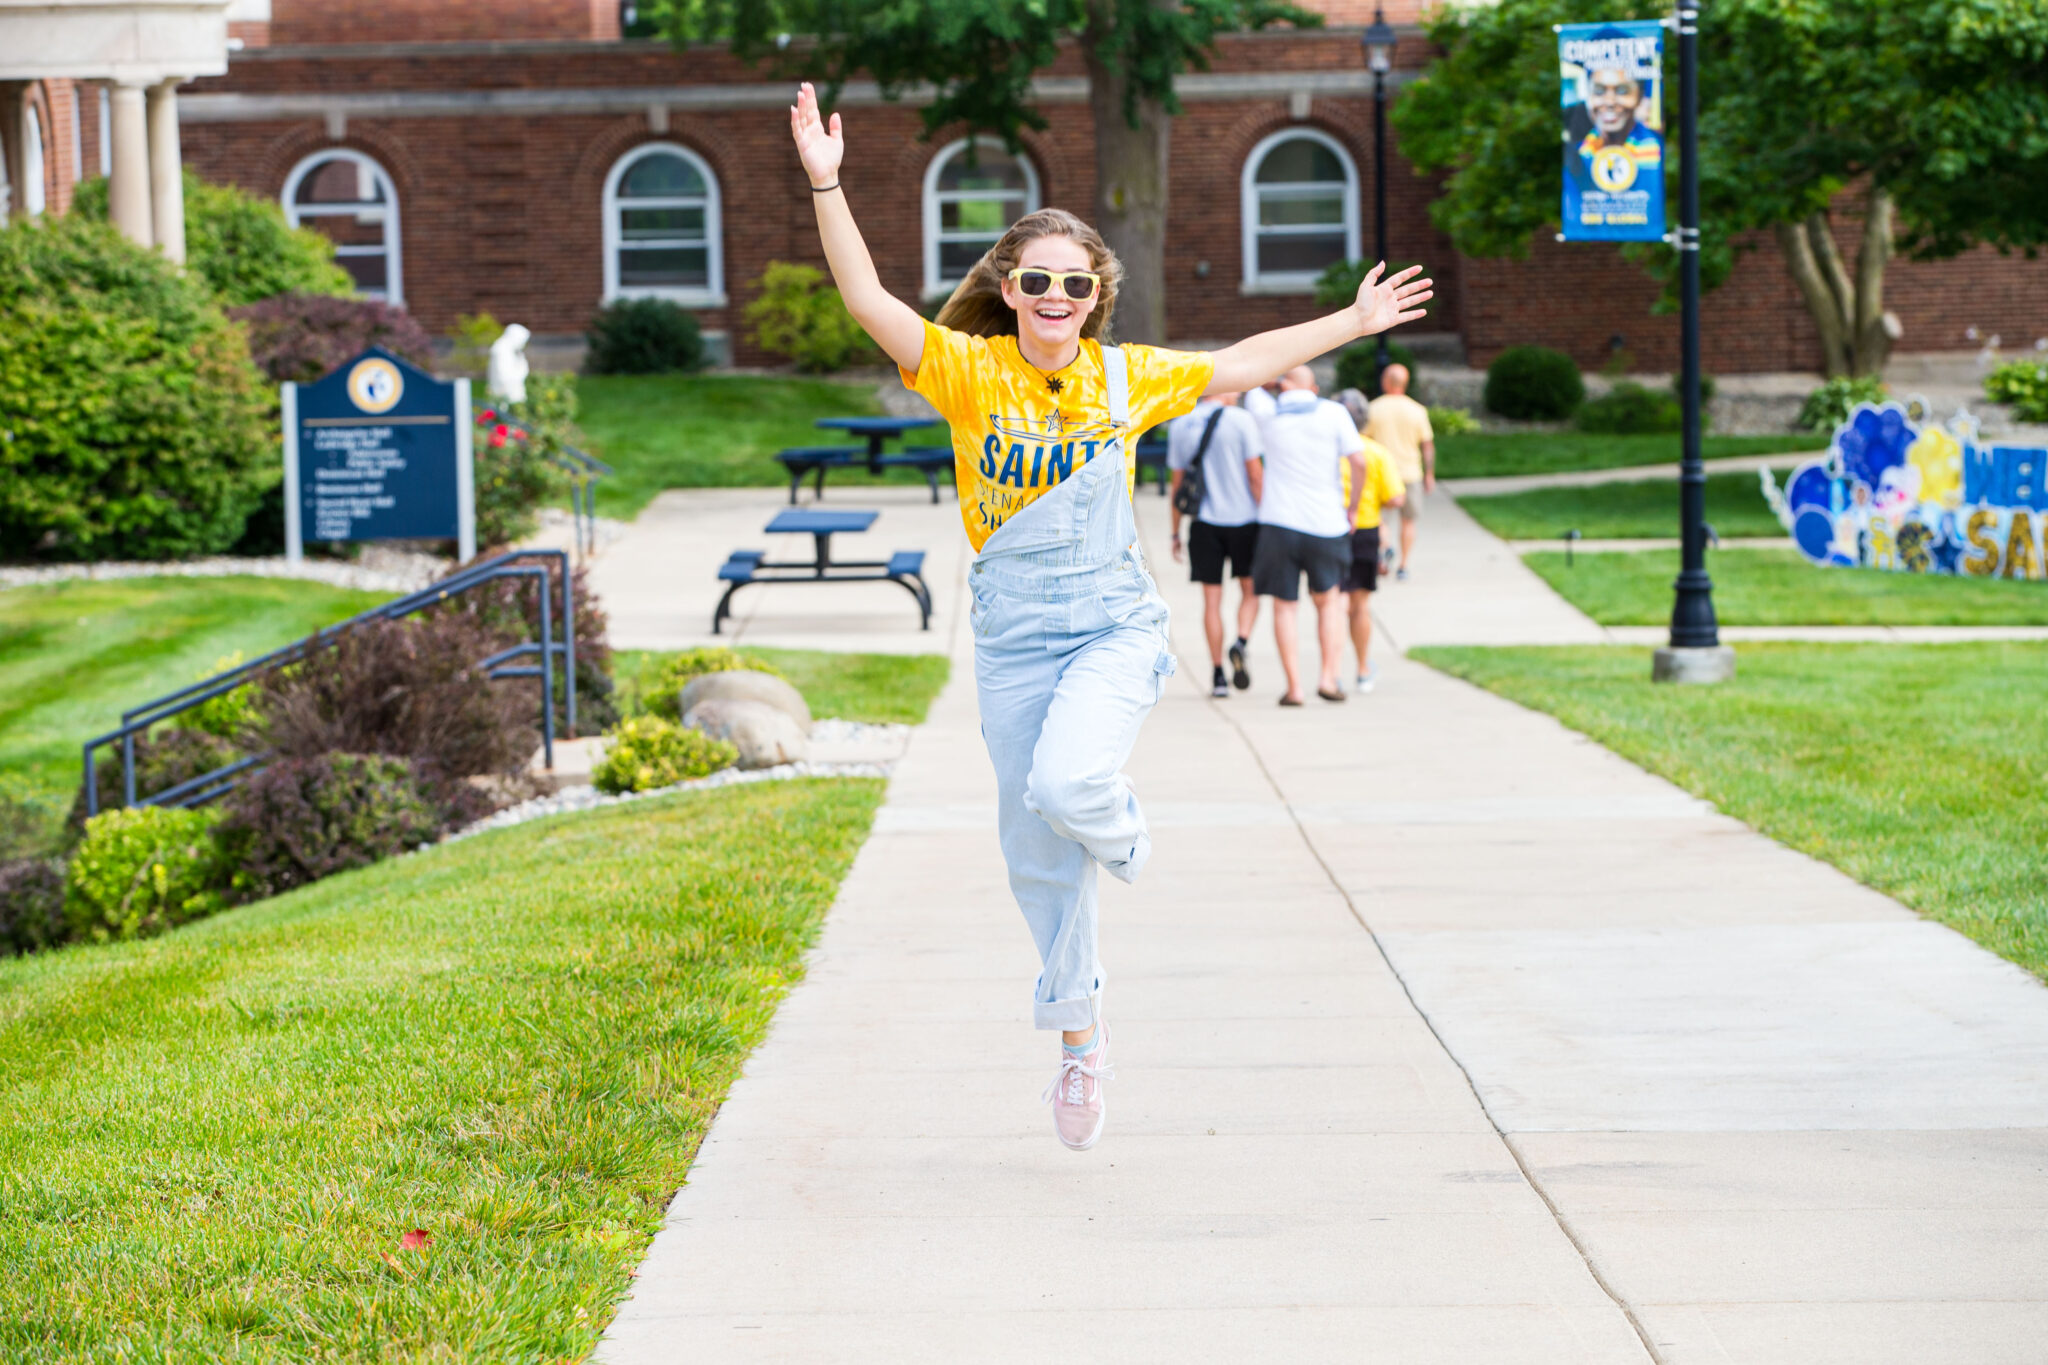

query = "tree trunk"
(1775, 189), (1896, 379)
(1084, 0), (1171, 346)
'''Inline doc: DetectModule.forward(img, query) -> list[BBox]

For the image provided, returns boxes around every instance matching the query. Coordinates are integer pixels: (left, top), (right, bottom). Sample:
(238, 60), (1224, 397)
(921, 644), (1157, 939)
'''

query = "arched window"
(1240, 130), (1360, 291)
(283, 149), (402, 304)
(603, 143), (723, 305)
(923, 137), (1041, 298)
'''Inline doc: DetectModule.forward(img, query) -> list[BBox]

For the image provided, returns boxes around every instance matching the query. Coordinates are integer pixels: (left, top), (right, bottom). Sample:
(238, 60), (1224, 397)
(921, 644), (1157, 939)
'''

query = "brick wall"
(269, 0), (613, 46)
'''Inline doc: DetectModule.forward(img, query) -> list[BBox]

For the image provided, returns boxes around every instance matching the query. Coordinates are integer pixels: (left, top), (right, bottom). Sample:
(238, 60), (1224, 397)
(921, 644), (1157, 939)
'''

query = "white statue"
(486, 323), (532, 405)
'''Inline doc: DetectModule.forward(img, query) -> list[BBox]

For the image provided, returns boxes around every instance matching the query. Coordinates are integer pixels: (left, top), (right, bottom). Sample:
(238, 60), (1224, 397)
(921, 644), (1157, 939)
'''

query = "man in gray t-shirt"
(1168, 392), (1265, 698)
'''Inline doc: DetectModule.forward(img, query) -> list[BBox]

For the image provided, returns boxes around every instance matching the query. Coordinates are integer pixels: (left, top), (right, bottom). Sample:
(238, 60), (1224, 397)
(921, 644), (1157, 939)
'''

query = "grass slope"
(1525, 548), (2048, 626)
(579, 374), (960, 517)
(1437, 431), (1825, 480)
(0, 577), (391, 805)
(0, 778), (883, 1361)
(615, 647), (950, 725)
(1457, 470), (1790, 541)
(1412, 643), (2048, 980)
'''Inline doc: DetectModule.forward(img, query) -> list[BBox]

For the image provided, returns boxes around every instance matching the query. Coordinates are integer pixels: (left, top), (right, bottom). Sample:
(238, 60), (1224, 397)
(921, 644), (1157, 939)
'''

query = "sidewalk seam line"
(1200, 687), (1668, 1365)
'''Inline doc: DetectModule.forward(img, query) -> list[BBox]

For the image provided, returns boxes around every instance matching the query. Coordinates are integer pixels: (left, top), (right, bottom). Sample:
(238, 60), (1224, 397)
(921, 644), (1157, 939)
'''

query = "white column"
(147, 81), (185, 263)
(106, 81), (152, 248)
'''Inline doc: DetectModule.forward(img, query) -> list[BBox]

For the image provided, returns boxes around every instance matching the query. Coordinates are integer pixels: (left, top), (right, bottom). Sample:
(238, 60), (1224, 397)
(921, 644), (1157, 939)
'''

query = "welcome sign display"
(1764, 402), (2048, 579)
(283, 347), (475, 563)
(1558, 20), (1667, 243)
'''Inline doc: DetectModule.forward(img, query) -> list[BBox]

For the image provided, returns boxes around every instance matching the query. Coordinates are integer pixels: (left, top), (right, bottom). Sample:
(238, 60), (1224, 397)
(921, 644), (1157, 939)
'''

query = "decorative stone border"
(0, 549), (447, 595)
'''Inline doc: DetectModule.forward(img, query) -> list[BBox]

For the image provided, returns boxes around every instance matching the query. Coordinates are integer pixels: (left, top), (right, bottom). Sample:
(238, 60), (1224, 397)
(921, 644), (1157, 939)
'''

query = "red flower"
(489, 432), (507, 448)
(478, 408), (497, 422)
(493, 424), (509, 438)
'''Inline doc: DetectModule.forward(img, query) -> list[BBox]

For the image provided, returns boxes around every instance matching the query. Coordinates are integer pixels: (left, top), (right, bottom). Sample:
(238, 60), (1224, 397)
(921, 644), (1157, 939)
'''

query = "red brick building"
(14, 0), (2047, 372)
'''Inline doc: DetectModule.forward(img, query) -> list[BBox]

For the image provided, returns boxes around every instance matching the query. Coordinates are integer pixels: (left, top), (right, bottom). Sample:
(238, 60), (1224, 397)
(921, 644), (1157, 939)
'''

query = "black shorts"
(1251, 524), (1352, 601)
(1189, 520), (1259, 585)
(1344, 527), (1382, 593)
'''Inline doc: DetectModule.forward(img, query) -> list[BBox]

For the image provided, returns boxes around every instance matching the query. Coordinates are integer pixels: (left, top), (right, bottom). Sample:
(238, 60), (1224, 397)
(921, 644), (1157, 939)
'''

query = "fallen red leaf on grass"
(401, 1228), (432, 1250)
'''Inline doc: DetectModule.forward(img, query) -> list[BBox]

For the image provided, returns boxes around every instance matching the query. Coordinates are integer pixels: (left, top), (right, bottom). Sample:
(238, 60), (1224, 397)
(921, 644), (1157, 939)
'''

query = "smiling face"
(1586, 67), (1643, 140)
(998, 234), (1101, 357)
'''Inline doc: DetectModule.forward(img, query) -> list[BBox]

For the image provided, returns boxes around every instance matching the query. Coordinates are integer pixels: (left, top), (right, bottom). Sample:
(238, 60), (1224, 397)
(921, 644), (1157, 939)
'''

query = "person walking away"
(1167, 391), (1265, 697)
(1253, 366), (1369, 705)
(789, 82), (1431, 1149)
(1335, 388), (1405, 693)
(1365, 364), (1434, 580)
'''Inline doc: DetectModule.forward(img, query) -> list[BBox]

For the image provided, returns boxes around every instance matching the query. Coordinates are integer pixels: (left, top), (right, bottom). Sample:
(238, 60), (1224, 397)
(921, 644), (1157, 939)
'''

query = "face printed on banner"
(1587, 68), (1644, 142)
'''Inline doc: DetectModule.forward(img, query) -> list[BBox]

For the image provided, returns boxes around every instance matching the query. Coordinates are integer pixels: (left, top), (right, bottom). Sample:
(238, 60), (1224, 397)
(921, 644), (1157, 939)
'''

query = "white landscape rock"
(684, 697), (809, 770)
(679, 670), (813, 732)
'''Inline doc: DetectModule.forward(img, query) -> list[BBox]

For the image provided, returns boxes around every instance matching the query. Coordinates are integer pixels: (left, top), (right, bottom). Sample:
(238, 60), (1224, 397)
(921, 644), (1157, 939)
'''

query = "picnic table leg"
(813, 531), (832, 576)
(885, 574), (932, 630)
(925, 467), (940, 504)
(711, 582), (742, 635)
(812, 463), (828, 501)
(867, 434), (885, 476)
(787, 468), (802, 505)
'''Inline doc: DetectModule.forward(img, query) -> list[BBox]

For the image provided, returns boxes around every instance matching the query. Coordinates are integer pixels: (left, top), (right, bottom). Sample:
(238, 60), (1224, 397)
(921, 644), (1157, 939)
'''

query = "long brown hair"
(932, 207), (1123, 343)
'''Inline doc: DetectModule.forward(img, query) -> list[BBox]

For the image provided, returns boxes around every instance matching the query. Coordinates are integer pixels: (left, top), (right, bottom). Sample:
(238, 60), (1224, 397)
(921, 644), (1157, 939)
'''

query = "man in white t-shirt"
(1251, 366), (1368, 705)
(1168, 392), (1266, 698)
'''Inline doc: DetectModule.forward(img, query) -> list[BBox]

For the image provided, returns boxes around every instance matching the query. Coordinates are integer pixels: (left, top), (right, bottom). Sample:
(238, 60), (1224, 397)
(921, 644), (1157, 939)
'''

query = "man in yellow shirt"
(1363, 364), (1434, 581)
(1338, 422), (1406, 692)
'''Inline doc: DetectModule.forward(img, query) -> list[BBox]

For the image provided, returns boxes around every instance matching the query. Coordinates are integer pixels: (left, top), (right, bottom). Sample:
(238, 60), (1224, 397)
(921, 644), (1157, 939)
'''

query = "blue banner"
(1765, 402), (2048, 579)
(1559, 20), (1667, 243)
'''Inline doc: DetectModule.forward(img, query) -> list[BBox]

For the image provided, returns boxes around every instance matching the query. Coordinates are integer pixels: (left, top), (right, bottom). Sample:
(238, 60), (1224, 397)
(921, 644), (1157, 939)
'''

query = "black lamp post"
(1362, 11), (1396, 385)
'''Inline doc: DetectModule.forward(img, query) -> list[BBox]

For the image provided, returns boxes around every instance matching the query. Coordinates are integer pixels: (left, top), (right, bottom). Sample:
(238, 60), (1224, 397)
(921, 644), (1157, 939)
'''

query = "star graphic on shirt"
(1045, 376), (1064, 395)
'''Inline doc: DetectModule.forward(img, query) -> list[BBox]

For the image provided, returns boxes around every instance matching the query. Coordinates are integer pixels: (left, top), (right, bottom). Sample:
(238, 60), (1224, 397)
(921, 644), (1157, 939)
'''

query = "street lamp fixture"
(1363, 11), (1396, 383)
(1362, 14), (1396, 73)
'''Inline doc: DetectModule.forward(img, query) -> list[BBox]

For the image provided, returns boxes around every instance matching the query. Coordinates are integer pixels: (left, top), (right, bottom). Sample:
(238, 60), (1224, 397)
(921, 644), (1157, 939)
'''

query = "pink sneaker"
(1042, 1025), (1113, 1151)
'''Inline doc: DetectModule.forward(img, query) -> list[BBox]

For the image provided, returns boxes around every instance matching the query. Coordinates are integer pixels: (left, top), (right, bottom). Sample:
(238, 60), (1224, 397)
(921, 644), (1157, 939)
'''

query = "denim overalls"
(968, 347), (1178, 1031)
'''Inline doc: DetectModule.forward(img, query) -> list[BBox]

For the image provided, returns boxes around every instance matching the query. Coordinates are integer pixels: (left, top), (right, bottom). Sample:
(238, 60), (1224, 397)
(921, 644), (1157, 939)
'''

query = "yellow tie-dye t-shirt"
(901, 321), (1215, 550)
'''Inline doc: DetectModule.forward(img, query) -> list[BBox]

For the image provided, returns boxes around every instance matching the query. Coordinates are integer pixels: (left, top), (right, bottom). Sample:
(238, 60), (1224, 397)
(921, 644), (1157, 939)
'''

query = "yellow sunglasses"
(1006, 267), (1101, 301)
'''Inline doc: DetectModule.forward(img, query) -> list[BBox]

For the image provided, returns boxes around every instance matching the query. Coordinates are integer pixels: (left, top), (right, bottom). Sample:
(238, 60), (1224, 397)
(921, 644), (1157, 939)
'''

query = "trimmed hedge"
(0, 216), (273, 561)
(65, 804), (225, 943)
(1334, 340), (1418, 401)
(1577, 381), (1682, 434)
(1484, 345), (1585, 421)
(584, 297), (706, 374)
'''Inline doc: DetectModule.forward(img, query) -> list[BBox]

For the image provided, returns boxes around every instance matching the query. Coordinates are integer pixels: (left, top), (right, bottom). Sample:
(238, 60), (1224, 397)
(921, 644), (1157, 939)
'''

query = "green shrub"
(592, 716), (738, 794)
(73, 172), (352, 307)
(0, 215), (274, 561)
(641, 647), (782, 720)
(229, 292), (435, 386)
(1334, 340), (1418, 401)
(216, 753), (444, 901)
(1578, 381), (1683, 434)
(171, 652), (259, 742)
(0, 776), (63, 861)
(584, 298), (705, 375)
(0, 857), (68, 956)
(1985, 357), (2048, 423)
(1428, 405), (1480, 437)
(446, 311), (504, 380)
(744, 261), (879, 372)
(69, 729), (244, 834)
(473, 373), (575, 548)
(1484, 346), (1585, 421)
(66, 804), (225, 942)
(1797, 375), (1888, 432)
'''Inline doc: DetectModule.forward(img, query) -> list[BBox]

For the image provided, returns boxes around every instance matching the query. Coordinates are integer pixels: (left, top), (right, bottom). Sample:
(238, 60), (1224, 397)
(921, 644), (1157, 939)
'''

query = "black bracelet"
(810, 181), (840, 193)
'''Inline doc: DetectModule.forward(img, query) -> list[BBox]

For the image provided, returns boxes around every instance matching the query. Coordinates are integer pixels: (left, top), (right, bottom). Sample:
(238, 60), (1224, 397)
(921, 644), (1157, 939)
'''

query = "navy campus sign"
(283, 347), (475, 563)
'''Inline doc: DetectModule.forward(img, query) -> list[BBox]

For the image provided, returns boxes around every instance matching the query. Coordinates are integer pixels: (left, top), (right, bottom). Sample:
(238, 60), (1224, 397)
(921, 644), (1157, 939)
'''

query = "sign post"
(283, 347), (475, 565)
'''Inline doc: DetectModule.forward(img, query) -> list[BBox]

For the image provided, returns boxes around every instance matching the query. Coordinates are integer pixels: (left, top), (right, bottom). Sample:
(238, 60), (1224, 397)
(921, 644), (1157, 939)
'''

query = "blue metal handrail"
(82, 548), (578, 818)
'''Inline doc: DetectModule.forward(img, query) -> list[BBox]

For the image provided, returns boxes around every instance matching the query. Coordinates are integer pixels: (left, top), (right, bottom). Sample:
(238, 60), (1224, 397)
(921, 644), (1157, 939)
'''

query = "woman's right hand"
(789, 82), (844, 189)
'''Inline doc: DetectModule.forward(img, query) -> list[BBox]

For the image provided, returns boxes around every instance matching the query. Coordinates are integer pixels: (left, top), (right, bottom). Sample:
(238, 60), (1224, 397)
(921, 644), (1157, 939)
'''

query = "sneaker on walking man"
(1168, 392), (1265, 697)
(1364, 364), (1434, 580)
(1251, 366), (1367, 705)
(1336, 389), (1405, 694)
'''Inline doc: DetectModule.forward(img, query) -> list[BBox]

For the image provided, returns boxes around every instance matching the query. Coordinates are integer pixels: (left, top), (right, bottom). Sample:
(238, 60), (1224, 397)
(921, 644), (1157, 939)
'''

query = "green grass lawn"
(579, 373), (962, 518)
(1437, 430), (1825, 480)
(1457, 470), (1791, 541)
(1525, 547), (2048, 626)
(1412, 643), (2048, 980)
(0, 776), (881, 1360)
(0, 577), (391, 810)
(615, 647), (950, 725)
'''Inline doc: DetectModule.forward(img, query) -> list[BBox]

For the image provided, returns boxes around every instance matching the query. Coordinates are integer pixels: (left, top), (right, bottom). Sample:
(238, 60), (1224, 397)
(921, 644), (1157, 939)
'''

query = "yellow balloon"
(1907, 428), (1962, 509)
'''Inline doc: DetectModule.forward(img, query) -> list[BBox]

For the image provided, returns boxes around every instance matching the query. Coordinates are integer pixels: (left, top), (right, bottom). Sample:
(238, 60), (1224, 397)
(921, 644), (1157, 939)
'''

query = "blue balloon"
(1793, 508), (1836, 562)
(1842, 406), (1911, 489)
(1788, 464), (1834, 511)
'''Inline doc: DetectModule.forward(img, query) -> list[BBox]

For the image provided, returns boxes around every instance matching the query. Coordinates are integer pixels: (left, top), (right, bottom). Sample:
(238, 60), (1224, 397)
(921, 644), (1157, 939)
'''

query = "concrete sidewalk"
(595, 489), (2048, 1363)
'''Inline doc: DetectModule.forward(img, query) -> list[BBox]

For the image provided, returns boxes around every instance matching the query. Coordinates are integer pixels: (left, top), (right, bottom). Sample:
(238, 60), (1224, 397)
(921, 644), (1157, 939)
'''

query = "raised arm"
(1204, 263), (1433, 398)
(790, 83), (926, 373)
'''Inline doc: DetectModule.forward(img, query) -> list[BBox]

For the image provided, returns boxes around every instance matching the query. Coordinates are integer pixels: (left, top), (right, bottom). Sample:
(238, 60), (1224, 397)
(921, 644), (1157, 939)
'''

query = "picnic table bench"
(712, 508), (933, 635)
(774, 445), (955, 504)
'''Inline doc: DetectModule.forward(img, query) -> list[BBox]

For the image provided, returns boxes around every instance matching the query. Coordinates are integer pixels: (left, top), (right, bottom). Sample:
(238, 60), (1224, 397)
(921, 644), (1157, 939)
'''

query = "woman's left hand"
(1354, 262), (1435, 338)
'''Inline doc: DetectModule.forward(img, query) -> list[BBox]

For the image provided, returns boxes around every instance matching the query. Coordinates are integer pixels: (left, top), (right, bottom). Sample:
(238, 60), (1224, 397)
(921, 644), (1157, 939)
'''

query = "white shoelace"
(1042, 1051), (1115, 1106)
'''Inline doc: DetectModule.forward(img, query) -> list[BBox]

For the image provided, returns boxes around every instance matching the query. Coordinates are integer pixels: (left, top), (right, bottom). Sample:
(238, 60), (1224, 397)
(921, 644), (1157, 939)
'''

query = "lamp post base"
(1652, 644), (1735, 685)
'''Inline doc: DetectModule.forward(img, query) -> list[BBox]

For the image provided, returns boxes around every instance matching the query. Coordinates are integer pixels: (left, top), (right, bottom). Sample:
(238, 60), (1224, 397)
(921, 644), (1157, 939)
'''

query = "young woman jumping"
(790, 84), (1430, 1151)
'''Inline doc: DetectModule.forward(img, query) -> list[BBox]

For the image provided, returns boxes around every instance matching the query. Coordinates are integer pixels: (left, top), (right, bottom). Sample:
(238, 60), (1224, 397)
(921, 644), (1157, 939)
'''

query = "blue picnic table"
(814, 415), (940, 470)
(712, 508), (933, 634)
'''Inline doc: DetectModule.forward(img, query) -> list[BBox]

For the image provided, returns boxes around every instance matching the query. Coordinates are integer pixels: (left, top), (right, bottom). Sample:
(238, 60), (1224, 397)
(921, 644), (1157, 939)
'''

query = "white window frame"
(602, 141), (725, 307)
(282, 148), (403, 306)
(922, 136), (1041, 299)
(1240, 128), (1360, 295)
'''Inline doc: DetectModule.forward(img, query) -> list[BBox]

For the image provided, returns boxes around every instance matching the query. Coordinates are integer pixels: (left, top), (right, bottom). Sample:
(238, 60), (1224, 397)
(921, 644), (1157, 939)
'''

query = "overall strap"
(1101, 343), (1130, 429)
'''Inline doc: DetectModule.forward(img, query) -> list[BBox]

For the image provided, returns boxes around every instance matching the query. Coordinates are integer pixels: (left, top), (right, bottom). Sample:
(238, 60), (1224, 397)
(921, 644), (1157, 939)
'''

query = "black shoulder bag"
(1172, 407), (1227, 520)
